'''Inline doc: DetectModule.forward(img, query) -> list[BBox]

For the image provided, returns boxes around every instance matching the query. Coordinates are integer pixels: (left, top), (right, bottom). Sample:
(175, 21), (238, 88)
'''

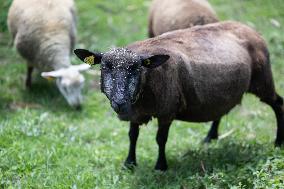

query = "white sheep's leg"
(203, 119), (221, 143)
(155, 120), (172, 171)
(124, 122), (140, 169)
(26, 66), (33, 89)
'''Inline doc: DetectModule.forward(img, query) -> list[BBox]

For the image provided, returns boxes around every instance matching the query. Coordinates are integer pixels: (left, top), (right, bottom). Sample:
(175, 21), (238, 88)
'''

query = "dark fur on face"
(74, 48), (169, 119)
(101, 48), (142, 117)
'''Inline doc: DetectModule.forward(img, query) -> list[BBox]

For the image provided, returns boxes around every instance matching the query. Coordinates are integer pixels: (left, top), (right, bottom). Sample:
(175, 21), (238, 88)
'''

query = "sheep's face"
(74, 48), (169, 119)
(41, 64), (91, 109)
(101, 48), (142, 118)
(56, 70), (84, 109)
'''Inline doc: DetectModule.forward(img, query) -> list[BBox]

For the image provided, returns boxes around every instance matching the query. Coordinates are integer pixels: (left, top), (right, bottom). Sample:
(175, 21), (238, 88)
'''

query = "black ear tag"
(84, 55), (95, 65)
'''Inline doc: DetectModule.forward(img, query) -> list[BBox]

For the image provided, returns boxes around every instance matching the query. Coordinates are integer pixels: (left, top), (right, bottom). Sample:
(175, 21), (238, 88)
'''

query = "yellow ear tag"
(46, 76), (55, 82)
(84, 55), (95, 65)
(145, 59), (151, 65)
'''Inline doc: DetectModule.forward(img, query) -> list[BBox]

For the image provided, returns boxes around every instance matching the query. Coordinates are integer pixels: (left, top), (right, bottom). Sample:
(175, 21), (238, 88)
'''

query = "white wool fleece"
(7, 0), (76, 71)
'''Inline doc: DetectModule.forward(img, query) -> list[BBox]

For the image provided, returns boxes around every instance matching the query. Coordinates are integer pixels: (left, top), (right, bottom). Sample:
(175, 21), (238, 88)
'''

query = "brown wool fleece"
(127, 21), (276, 124)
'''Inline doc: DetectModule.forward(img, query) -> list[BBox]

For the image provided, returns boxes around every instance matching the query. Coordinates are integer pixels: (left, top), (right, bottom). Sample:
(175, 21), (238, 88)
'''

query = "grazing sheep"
(74, 21), (284, 171)
(148, 0), (219, 37)
(7, 0), (90, 108)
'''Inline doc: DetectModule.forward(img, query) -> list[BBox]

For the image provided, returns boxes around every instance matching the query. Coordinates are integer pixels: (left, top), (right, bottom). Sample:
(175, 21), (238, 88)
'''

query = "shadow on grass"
(0, 96), (12, 114)
(0, 80), (77, 118)
(21, 81), (76, 112)
(132, 141), (273, 188)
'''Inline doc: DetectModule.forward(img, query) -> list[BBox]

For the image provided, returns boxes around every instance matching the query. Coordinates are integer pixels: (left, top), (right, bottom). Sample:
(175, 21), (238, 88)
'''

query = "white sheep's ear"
(71, 64), (91, 72)
(74, 49), (103, 66)
(141, 54), (170, 69)
(41, 70), (65, 81)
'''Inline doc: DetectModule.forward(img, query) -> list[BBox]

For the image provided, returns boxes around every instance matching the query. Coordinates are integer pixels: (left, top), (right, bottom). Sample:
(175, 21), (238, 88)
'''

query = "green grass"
(0, 0), (284, 188)
(0, 0), (12, 32)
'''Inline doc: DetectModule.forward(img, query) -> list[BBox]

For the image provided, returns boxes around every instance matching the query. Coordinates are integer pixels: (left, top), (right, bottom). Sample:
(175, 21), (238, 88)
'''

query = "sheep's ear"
(41, 70), (65, 81)
(74, 49), (103, 66)
(71, 64), (91, 72)
(141, 54), (170, 69)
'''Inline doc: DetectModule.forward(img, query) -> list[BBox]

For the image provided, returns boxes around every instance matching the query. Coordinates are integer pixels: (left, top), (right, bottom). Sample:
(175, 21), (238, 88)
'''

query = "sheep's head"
(74, 48), (169, 119)
(41, 64), (90, 109)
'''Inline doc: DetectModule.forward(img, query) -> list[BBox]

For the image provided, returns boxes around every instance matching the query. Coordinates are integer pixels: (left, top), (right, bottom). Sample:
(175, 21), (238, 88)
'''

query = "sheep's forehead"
(102, 48), (140, 68)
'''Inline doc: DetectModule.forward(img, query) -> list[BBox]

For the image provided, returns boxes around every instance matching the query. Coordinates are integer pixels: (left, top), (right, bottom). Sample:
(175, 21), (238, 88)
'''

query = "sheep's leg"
(203, 119), (221, 143)
(124, 122), (140, 169)
(26, 66), (33, 89)
(261, 94), (284, 146)
(155, 120), (171, 171)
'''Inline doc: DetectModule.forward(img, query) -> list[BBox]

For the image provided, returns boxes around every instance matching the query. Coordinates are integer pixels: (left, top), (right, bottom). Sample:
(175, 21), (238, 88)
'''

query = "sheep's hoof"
(203, 136), (212, 143)
(154, 162), (168, 171)
(123, 160), (137, 170)
(25, 82), (32, 90)
(203, 136), (218, 143)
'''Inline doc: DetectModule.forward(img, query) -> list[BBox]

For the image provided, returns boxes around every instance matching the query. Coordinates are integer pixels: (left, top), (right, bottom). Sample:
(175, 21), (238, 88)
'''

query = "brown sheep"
(74, 21), (284, 171)
(148, 0), (219, 37)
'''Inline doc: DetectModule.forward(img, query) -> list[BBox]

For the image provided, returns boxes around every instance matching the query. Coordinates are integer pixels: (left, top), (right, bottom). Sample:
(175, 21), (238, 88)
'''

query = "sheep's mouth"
(118, 112), (131, 121)
(110, 100), (132, 120)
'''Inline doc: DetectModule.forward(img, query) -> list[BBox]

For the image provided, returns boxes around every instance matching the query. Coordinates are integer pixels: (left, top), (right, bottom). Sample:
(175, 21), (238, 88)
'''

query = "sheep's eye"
(129, 65), (138, 72)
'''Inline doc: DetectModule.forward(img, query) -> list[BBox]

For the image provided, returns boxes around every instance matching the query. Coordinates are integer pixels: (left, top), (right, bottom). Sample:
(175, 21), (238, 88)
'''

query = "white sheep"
(7, 0), (90, 108)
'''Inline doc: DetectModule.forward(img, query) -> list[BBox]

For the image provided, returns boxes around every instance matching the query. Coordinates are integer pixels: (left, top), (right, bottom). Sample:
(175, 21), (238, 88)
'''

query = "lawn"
(0, 0), (284, 188)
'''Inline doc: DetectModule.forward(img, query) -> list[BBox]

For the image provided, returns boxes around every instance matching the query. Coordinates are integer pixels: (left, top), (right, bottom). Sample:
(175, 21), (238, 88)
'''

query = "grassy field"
(0, 0), (284, 188)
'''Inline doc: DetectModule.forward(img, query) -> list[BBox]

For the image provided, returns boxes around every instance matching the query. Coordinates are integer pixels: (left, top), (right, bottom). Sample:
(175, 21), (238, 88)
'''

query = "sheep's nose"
(111, 101), (129, 114)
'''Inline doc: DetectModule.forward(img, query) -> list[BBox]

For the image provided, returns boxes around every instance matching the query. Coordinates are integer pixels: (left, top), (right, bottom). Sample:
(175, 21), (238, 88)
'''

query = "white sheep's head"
(41, 64), (91, 109)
